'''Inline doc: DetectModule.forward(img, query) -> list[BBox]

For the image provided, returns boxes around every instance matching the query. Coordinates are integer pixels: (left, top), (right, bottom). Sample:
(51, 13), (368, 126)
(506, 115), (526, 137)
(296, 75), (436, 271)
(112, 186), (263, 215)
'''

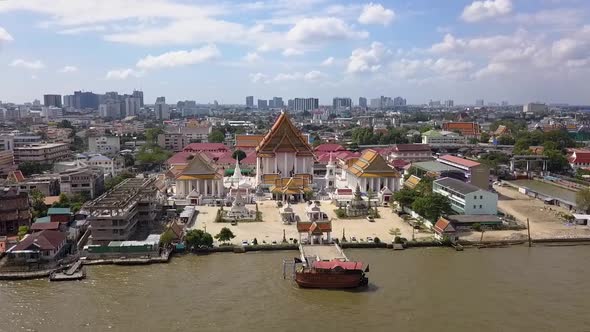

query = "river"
(1, 246), (589, 332)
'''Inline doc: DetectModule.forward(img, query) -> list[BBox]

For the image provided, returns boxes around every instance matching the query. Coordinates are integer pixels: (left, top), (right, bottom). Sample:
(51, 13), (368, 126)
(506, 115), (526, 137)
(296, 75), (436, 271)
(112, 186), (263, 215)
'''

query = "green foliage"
(373, 237), (381, 244)
(351, 127), (409, 145)
(334, 208), (347, 218)
(393, 188), (419, 208)
(18, 162), (53, 176)
(57, 120), (74, 129)
(497, 135), (515, 145)
(185, 229), (214, 249)
(215, 227), (236, 243)
(136, 144), (172, 166)
(160, 229), (176, 246)
(145, 127), (164, 144)
(51, 192), (89, 213)
(411, 193), (452, 221)
(479, 151), (511, 169)
(576, 188), (590, 213)
(252, 238), (258, 245)
(479, 132), (491, 143)
(208, 129), (225, 143)
(472, 223), (482, 232)
(18, 226), (29, 240)
(30, 189), (47, 219)
(232, 150), (247, 162)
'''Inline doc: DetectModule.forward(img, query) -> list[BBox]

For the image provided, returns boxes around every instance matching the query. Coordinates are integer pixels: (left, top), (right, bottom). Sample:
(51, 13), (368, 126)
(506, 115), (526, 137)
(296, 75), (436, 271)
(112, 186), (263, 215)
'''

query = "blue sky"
(1, 0), (589, 105)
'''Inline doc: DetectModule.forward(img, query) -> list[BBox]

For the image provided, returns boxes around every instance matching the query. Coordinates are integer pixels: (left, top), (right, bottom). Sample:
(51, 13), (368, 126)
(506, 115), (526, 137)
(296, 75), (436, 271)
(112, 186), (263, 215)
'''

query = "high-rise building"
(475, 99), (484, 107)
(99, 101), (123, 119)
(293, 98), (319, 111)
(272, 97), (284, 108)
(155, 97), (170, 120)
(501, 101), (509, 106)
(333, 97), (352, 110)
(287, 99), (294, 109)
(393, 96), (406, 106)
(132, 90), (144, 107)
(257, 99), (268, 109)
(246, 96), (254, 107)
(359, 97), (367, 108)
(124, 97), (140, 117)
(523, 102), (548, 114)
(444, 99), (454, 107)
(43, 94), (62, 108)
(429, 100), (441, 107)
(67, 91), (99, 109)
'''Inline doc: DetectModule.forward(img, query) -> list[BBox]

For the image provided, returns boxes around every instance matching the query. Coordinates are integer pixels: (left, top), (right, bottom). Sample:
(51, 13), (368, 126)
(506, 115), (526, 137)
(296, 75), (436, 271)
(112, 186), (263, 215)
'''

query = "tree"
(208, 130), (225, 143)
(30, 189), (47, 218)
(412, 193), (452, 221)
(57, 119), (74, 129)
(160, 229), (176, 246)
(185, 229), (214, 249)
(232, 149), (247, 162)
(215, 227), (236, 244)
(18, 226), (29, 240)
(18, 162), (53, 176)
(145, 127), (164, 144)
(479, 132), (491, 143)
(393, 188), (418, 209)
(544, 148), (569, 173)
(576, 188), (590, 213)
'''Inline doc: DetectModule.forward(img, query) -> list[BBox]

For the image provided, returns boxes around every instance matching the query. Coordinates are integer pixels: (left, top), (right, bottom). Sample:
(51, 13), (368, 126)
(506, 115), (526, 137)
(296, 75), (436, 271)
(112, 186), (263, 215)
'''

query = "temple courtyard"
(189, 200), (432, 245)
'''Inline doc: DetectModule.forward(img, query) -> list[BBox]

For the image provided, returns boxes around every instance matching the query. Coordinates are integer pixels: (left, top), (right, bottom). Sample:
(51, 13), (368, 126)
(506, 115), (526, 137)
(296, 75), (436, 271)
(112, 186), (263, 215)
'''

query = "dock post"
(527, 218), (532, 247)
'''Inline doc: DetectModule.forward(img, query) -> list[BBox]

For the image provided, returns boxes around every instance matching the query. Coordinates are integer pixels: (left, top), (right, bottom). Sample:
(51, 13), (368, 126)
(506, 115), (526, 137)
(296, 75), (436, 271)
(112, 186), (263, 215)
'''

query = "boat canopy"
(312, 260), (363, 270)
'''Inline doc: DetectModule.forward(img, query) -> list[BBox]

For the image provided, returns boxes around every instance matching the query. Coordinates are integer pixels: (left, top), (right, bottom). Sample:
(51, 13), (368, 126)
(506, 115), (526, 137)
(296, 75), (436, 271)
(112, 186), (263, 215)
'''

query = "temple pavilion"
(175, 153), (224, 205)
(255, 111), (315, 201)
(342, 149), (402, 194)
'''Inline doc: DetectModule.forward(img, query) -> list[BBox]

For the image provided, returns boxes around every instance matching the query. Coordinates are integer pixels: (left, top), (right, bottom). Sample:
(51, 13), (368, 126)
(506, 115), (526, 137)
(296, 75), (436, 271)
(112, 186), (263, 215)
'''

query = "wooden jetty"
(50, 261), (86, 282)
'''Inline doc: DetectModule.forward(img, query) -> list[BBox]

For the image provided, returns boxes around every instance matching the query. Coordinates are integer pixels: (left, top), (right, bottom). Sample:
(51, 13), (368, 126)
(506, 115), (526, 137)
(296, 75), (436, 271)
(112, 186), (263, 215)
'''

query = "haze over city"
(1, 0), (590, 105)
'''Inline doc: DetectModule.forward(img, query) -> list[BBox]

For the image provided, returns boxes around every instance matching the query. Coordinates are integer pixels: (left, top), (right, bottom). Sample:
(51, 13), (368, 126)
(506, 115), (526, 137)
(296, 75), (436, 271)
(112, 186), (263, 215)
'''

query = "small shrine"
(296, 220), (332, 245)
(280, 202), (297, 224)
(306, 201), (328, 222)
(221, 187), (256, 221)
(345, 184), (370, 217)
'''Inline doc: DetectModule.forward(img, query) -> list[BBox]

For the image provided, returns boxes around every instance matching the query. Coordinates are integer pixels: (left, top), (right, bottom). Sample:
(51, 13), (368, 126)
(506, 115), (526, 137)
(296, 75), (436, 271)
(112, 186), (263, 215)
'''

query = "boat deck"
(299, 244), (348, 262)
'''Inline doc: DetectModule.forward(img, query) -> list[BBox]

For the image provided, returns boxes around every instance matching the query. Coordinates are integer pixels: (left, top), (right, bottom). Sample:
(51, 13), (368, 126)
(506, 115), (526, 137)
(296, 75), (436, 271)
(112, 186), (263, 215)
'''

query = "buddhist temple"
(175, 153), (224, 204)
(256, 111), (315, 200)
(343, 149), (402, 194)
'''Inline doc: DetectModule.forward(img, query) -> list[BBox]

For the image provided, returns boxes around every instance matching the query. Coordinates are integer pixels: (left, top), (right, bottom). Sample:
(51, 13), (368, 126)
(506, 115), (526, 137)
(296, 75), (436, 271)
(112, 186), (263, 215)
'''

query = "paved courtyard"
(189, 199), (433, 245)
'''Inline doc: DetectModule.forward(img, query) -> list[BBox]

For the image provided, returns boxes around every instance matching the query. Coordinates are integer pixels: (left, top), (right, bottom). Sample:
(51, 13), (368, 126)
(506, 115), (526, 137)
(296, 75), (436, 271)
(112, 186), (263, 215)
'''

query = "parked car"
(351, 236), (357, 243)
(366, 216), (375, 222)
(271, 240), (277, 245)
(241, 240), (249, 246)
(366, 237), (374, 243)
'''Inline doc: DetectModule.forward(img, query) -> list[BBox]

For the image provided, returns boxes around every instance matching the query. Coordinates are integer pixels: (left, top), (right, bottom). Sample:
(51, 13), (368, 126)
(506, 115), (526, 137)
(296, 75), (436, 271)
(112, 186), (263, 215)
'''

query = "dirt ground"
(189, 199), (433, 245)
(460, 184), (590, 241)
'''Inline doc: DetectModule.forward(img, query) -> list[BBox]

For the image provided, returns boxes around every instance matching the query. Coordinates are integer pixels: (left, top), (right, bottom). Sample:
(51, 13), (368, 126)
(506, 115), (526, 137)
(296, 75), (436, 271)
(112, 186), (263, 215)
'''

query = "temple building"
(256, 111), (315, 200)
(342, 149), (402, 194)
(175, 153), (224, 205)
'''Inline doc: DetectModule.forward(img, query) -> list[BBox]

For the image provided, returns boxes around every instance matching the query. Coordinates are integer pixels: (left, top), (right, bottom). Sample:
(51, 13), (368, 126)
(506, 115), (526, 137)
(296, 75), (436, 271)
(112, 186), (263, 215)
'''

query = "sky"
(0, 0), (589, 105)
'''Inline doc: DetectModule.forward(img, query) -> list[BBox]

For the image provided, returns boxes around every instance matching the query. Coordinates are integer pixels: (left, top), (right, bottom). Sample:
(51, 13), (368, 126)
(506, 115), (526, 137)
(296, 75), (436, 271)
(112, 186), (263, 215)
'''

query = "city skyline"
(1, 0), (590, 105)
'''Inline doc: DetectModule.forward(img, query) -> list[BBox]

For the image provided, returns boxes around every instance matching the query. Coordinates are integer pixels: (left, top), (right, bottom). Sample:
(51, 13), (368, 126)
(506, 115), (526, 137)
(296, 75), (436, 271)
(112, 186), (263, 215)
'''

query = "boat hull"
(295, 271), (368, 289)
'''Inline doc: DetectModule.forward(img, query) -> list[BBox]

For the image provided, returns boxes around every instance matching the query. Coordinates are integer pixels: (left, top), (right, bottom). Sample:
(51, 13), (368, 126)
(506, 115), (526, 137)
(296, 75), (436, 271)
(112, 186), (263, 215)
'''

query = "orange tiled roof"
(256, 112), (314, 156)
(348, 149), (400, 178)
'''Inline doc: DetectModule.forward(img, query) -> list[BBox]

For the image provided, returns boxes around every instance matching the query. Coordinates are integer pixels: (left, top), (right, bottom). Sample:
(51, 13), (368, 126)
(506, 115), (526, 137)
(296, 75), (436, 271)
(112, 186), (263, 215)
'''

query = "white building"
(342, 149), (402, 194)
(421, 130), (466, 145)
(155, 97), (170, 120)
(88, 136), (121, 155)
(124, 97), (140, 117)
(433, 177), (497, 215)
(523, 102), (548, 114)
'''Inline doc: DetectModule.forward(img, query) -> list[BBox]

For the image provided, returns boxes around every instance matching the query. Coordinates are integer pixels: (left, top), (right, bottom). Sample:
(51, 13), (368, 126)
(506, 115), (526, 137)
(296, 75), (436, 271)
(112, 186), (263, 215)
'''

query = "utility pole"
(527, 218), (532, 247)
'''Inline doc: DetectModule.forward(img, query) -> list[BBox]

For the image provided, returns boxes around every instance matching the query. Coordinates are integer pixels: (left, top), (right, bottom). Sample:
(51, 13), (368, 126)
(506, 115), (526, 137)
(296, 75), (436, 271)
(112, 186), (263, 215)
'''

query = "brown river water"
(1, 246), (589, 332)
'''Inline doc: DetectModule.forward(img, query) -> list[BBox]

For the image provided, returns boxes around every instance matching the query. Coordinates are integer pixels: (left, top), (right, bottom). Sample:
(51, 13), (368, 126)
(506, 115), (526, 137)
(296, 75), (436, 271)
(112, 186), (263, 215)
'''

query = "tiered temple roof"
(177, 153), (222, 180)
(256, 111), (314, 157)
(348, 149), (401, 178)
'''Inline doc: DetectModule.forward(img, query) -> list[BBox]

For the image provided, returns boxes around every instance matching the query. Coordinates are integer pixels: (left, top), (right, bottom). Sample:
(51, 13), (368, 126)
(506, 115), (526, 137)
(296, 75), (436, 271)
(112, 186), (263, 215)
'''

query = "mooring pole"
(527, 218), (532, 247)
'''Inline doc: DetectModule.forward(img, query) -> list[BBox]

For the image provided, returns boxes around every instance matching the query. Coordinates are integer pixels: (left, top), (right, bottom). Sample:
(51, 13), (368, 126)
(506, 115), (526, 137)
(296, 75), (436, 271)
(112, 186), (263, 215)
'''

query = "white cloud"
(0, 26), (14, 42)
(461, 0), (512, 22)
(474, 62), (511, 78)
(321, 56), (335, 66)
(358, 3), (395, 26)
(243, 52), (262, 63)
(431, 58), (474, 75)
(9, 59), (44, 70)
(304, 70), (325, 81)
(105, 68), (143, 80)
(136, 44), (220, 69)
(31, 74), (38, 80)
(282, 48), (304, 56)
(430, 34), (466, 53)
(347, 42), (387, 74)
(58, 25), (106, 35)
(58, 65), (78, 73)
(249, 72), (267, 83)
(287, 17), (368, 43)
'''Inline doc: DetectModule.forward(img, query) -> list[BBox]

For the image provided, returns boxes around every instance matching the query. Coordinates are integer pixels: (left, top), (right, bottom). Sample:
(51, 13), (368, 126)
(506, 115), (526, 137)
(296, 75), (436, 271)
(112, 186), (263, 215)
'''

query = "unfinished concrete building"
(85, 178), (163, 245)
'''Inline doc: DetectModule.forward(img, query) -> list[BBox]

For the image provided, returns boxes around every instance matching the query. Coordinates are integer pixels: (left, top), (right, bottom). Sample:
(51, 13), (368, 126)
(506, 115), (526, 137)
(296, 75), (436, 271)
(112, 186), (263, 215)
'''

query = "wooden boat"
(295, 260), (368, 289)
